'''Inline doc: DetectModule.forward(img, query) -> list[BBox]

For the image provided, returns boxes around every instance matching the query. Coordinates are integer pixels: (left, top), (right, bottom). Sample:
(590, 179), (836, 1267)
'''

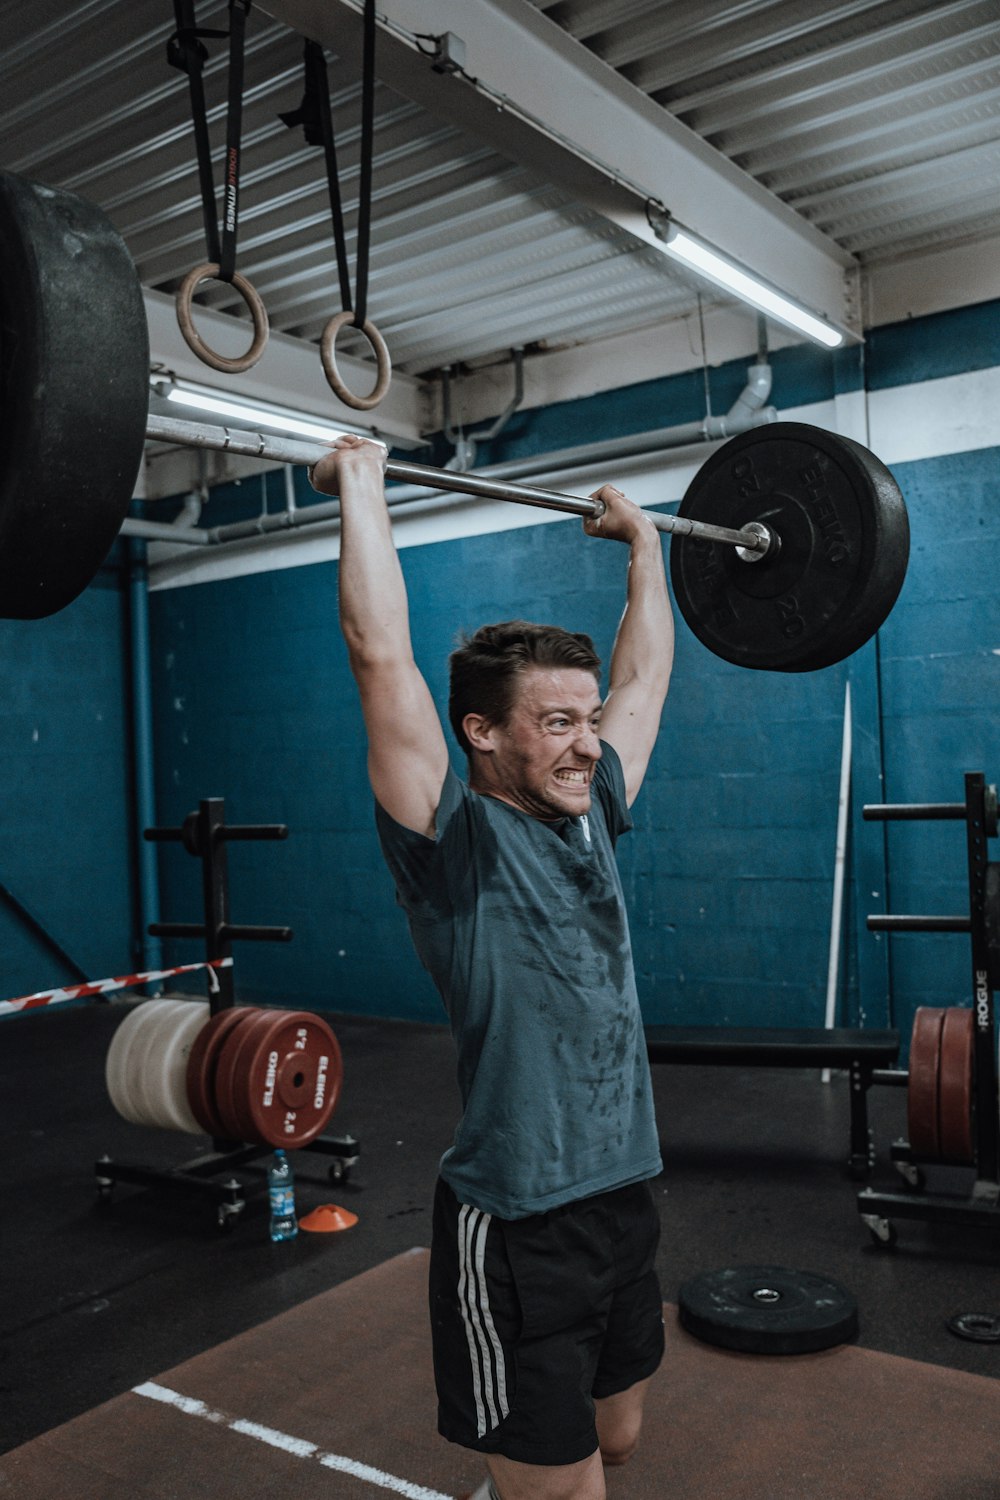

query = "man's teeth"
(555, 770), (587, 783)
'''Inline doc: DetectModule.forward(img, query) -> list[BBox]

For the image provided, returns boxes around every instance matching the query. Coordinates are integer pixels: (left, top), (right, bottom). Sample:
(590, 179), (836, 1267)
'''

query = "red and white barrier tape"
(0, 957), (234, 1017)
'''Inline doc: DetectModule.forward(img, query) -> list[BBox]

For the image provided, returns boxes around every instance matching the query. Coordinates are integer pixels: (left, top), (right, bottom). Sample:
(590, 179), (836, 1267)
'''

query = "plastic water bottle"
(267, 1149), (298, 1242)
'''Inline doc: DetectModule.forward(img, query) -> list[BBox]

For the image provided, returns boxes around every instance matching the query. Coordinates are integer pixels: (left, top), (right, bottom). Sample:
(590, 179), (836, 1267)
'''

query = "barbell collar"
(144, 412), (771, 556)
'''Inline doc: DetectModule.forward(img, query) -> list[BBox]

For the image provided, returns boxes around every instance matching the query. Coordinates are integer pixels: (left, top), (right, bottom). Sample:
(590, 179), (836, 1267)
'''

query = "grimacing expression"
(468, 666), (603, 820)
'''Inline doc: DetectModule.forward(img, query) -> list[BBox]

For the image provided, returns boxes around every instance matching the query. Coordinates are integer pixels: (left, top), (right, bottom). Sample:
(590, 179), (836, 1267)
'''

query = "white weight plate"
(130, 1000), (187, 1128)
(129, 999), (194, 1128)
(158, 1001), (210, 1133)
(105, 999), (177, 1125)
(122, 999), (184, 1126)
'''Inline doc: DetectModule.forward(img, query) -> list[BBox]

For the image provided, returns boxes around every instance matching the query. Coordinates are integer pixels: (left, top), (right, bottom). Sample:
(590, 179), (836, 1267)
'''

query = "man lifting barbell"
(310, 433), (673, 1500)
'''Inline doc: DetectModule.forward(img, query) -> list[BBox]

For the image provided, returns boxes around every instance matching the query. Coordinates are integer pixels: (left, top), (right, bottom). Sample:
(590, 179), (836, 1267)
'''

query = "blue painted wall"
(143, 297), (1000, 1047)
(0, 559), (137, 1012)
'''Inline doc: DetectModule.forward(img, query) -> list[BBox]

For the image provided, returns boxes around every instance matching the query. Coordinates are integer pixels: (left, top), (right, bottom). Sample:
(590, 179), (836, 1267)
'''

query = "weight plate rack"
(95, 798), (359, 1231)
(857, 772), (1000, 1246)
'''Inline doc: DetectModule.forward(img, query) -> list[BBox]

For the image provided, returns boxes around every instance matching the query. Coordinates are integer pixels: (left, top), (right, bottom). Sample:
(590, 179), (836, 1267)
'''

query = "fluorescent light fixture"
(160, 380), (356, 443)
(660, 223), (845, 350)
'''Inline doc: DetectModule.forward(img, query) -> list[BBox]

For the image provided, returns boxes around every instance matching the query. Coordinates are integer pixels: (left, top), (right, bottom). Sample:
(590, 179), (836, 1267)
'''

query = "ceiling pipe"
(380, 358), (774, 506)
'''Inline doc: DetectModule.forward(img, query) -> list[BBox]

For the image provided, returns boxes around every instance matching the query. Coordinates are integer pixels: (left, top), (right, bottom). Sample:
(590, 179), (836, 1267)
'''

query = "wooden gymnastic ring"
(320, 310), (392, 411)
(907, 1007), (945, 1161)
(175, 261), (269, 374)
(937, 1006), (975, 1165)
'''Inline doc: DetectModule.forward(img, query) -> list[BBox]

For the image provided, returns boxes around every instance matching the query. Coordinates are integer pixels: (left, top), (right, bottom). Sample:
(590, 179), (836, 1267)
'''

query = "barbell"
(0, 170), (910, 672)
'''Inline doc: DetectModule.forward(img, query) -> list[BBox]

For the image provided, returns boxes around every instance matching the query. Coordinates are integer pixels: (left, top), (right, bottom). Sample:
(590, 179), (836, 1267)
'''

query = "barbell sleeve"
(144, 412), (771, 555)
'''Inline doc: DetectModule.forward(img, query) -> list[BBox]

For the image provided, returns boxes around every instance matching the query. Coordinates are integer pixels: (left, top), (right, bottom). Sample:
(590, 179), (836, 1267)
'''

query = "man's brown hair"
(448, 620), (601, 756)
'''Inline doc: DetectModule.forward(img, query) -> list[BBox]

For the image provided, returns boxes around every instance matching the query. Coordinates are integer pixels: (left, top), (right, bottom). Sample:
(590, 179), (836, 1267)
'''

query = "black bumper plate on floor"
(678, 1265), (859, 1355)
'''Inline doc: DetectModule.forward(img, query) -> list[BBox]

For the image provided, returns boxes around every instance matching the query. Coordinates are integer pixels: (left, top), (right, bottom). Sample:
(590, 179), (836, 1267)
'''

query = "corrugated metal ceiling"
(1, 0), (997, 383)
(533, 0), (1000, 263)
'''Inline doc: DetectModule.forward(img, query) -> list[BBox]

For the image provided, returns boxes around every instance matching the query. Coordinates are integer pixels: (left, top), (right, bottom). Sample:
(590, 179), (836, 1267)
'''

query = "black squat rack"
(857, 772), (1000, 1246)
(96, 797), (359, 1230)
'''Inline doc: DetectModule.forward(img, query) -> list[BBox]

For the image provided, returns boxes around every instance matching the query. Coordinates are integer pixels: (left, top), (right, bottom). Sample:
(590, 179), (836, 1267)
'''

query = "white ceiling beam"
(259, 0), (860, 339)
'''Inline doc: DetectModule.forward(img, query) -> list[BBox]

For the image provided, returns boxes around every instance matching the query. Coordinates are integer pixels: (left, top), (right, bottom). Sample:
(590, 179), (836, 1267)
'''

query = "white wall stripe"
(132, 1380), (454, 1500)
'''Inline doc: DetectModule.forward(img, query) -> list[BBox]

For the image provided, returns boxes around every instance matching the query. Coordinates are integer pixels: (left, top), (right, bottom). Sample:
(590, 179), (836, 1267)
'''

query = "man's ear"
(463, 713), (496, 754)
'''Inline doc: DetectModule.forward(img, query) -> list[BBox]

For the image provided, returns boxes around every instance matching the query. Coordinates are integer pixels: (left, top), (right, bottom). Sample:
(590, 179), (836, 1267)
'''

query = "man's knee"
(595, 1377), (651, 1468)
(599, 1423), (640, 1468)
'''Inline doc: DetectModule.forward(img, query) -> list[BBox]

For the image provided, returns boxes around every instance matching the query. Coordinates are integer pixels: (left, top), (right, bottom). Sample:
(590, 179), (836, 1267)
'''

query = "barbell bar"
(145, 412), (774, 557)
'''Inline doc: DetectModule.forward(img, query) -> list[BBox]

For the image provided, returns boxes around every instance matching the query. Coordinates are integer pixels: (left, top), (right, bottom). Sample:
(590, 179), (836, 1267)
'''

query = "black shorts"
(428, 1177), (664, 1467)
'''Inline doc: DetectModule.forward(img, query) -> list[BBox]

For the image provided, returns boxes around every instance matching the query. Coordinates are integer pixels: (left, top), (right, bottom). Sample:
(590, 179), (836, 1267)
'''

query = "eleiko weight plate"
(185, 1006), (258, 1137)
(907, 1007), (946, 1161)
(937, 1006), (975, 1166)
(241, 1010), (343, 1149)
(678, 1265), (859, 1355)
(213, 1009), (276, 1143)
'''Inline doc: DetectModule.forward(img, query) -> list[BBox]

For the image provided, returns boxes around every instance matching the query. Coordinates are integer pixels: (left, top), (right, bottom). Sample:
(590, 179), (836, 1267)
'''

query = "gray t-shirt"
(375, 741), (662, 1219)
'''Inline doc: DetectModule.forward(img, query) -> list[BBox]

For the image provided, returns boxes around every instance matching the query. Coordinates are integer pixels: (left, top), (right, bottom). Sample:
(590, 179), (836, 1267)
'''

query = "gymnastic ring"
(320, 310), (392, 411)
(175, 262), (270, 374)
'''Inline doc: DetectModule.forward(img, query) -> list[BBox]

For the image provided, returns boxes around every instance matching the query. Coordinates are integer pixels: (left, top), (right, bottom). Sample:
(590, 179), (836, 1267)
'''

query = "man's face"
(469, 666), (603, 820)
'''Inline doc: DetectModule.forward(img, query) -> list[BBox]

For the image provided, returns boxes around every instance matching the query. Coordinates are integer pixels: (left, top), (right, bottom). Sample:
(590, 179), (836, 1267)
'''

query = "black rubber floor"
(3, 999), (998, 1455)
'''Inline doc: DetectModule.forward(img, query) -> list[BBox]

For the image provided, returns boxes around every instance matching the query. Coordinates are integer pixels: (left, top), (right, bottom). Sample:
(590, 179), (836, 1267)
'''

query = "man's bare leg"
(595, 1374), (654, 1467)
(486, 1448), (605, 1500)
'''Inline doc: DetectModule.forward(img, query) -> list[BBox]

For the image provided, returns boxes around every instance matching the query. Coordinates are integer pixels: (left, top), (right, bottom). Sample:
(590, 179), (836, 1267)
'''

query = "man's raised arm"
(584, 485), (674, 806)
(310, 435), (449, 837)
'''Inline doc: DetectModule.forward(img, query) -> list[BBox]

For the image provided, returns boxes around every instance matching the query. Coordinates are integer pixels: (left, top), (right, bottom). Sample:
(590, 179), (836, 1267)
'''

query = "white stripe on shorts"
(457, 1203), (510, 1439)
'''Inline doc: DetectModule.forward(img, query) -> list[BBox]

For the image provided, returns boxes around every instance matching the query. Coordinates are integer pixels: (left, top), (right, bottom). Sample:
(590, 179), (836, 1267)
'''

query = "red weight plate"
(241, 1011), (344, 1149)
(214, 1009), (276, 1142)
(185, 1006), (258, 1136)
(937, 1007), (976, 1165)
(907, 1007), (945, 1161)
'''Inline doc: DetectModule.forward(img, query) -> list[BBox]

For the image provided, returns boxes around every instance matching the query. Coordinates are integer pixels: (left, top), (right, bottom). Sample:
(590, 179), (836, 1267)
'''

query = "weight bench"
(644, 1025), (901, 1177)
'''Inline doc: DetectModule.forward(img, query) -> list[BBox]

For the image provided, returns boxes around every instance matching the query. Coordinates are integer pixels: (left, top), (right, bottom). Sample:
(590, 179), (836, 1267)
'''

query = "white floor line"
(133, 1381), (455, 1500)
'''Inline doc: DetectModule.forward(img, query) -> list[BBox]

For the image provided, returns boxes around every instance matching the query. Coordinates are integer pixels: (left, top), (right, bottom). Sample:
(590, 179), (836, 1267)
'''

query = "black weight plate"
(946, 1312), (1000, 1344)
(678, 1265), (858, 1355)
(669, 422), (910, 672)
(0, 171), (149, 619)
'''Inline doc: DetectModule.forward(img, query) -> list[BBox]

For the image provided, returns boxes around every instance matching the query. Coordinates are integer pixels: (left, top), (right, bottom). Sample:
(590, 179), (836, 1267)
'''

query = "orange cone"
(298, 1203), (359, 1233)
